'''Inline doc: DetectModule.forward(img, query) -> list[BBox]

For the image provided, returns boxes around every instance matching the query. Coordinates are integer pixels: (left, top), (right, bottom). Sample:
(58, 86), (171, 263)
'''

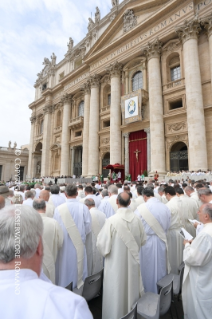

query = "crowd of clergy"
(0, 177), (212, 319)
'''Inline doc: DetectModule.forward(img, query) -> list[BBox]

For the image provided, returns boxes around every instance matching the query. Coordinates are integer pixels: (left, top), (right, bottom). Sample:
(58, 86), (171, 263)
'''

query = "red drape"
(129, 130), (147, 181)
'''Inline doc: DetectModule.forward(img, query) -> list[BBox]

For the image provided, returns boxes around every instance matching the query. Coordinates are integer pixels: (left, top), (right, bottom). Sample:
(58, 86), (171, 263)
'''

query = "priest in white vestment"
(97, 192), (146, 319)
(158, 186), (168, 204)
(39, 189), (55, 218)
(182, 203), (212, 319)
(0, 205), (93, 319)
(197, 187), (212, 205)
(54, 185), (92, 288)
(108, 184), (118, 212)
(98, 189), (115, 218)
(23, 190), (35, 207)
(80, 185), (101, 208)
(164, 186), (184, 274)
(135, 187), (171, 293)
(185, 186), (201, 215)
(135, 185), (145, 207)
(84, 198), (106, 275)
(77, 185), (85, 198)
(33, 199), (63, 283)
(49, 184), (66, 208)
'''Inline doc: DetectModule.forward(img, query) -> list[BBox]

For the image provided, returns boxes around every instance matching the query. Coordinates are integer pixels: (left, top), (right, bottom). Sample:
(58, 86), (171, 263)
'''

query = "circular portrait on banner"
(128, 99), (136, 115)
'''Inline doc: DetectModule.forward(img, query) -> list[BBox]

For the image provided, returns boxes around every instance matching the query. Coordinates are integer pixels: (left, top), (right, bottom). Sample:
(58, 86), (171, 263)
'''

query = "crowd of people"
(0, 177), (212, 318)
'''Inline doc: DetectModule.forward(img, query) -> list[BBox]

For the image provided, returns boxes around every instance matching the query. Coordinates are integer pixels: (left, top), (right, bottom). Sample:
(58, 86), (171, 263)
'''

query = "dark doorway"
(74, 147), (82, 177)
(170, 142), (188, 172)
(102, 153), (110, 178)
(20, 166), (24, 181)
(0, 165), (2, 180)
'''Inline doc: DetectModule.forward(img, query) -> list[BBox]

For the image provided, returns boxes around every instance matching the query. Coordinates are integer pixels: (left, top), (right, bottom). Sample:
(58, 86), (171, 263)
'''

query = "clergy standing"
(80, 185), (101, 208)
(39, 189), (55, 218)
(84, 198), (106, 275)
(108, 185), (119, 212)
(97, 192), (146, 319)
(182, 204), (212, 319)
(33, 199), (63, 284)
(98, 189), (115, 218)
(49, 185), (66, 208)
(135, 187), (171, 293)
(54, 185), (92, 288)
(164, 186), (184, 274)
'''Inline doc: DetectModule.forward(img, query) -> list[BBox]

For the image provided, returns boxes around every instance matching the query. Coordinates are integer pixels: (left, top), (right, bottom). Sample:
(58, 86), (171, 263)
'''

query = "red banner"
(129, 130), (147, 181)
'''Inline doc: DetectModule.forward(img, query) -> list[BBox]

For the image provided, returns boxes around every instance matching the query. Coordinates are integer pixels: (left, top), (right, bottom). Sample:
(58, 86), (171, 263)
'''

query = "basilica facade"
(28, 0), (212, 180)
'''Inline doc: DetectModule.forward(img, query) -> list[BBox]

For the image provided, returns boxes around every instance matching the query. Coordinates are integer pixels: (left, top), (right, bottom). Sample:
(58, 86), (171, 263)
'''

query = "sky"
(0, 0), (118, 148)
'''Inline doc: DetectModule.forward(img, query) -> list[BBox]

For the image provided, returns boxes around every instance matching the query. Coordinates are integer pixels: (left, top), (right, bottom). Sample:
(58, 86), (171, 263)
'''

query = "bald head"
(0, 196), (5, 210)
(39, 190), (50, 202)
(117, 192), (131, 208)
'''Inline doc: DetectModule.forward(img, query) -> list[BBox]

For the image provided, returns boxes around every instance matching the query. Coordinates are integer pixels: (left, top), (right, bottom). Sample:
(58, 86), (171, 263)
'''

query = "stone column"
(87, 75), (101, 176)
(143, 38), (166, 175)
(125, 70), (129, 94)
(144, 128), (151, 172)
(27, 115), (36, 179)
(176, 19), (208, 170)
(71, 147), (75, 176)
(107, 61), (122, 164)
(123, 133), (129, 175)
(81, 81), (90, 176)
(143, 65), (147, 91)
(41, 105), (53, 176)
(60, 94), (72, 175)
(202, 14), (212, 94)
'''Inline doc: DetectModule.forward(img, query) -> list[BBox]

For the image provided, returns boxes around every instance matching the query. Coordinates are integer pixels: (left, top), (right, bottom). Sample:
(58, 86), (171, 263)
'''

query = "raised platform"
(44, 177), (92, 185)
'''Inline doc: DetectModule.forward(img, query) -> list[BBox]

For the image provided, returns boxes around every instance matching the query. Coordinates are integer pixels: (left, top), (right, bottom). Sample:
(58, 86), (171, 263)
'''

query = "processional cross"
(134, 149), (141, 162)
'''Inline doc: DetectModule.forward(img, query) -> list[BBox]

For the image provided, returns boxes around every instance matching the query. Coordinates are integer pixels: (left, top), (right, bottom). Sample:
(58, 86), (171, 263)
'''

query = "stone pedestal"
(87, 75), (101, 176)
(176, 19), (208, 170)
(60, 94), (72, 175)
(41, 105), (52, 176)
(143, 39), (166, 175)
(81, 82), (90, 177)
(144, 128), (151, 173)
(123, 133), (129, 175)
(108, 61), (122, 164)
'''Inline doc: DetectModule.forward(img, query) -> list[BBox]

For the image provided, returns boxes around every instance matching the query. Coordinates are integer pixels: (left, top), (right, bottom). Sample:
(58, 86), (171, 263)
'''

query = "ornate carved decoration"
(162, 40), (181, 55)
(106, 61), (122, 77)
(81, 80), (91, 95)
(89, 74), (101, 88)
(175, 18), (201, 45)
(142, 37), (162, 61)
(88, 17), (95, 32)
(123, 9), (137, 33)
(67, 37), (74, 52)
(111, 0), (119, 7)
(201, 13), (212, 38)
(100, 74), (111, 84)
(95, 7), (100, 23)
(166, 134), (188, 151)
(167, 122), (187, 133)
(102, 137), (110, 144)
(100, 147), (110, 158)
(61, 93), (72, 105)
(144, 128), (150, 134)
(123, 133), (129, 138)
(110, 13), (117, 21)
(43, 105), (54, 114)
(30, 115), (36, 124)
(35, 55), (56, 85)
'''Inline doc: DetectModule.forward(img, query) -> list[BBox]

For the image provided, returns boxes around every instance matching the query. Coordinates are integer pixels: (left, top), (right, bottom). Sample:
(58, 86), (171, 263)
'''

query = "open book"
(179, 227), (193, 241)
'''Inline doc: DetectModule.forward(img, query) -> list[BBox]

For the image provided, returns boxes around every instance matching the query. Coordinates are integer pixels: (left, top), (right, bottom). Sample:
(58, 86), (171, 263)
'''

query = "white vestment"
(49, 194), (65, 208)
(154, 192), (162, 202)
(135, 195), (145, 208)
(0, 269), (93, 319)
(135, 198), (171, 293)
(41, 215), (63, 284)
(98, 196), (115, 218)
(178, 195), (196, 237)
(54, 199), (91, 288)
(129, 198), (137, 212)
(182, 223), (212, 319)
(166, 196), (184, 274)
(97, 207), (146, 319)
(35, 188), (41, 199)
(23, 198), (33, 207)
(190, 191), (201, 211)
(44, 202), (55, 218)
(78, 189), (85, 198)
(89, 207), (106, 275)
(108, 194), (118, 212)
(80, 194), (101, 208)
(161, 194), (168, 204)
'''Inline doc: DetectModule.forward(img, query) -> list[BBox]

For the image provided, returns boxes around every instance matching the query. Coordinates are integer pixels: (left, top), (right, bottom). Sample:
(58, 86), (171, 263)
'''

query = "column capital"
(175, 18), (201, 45)
(89, 74), (101, 88)
(142, 37), (162, 61)
(30, 115), (36, 124)
(201, 13), (212, 38)
(123, 132), (129, 138)
(106, 61), (123, 77)
(43, 105), (54, 115)
(81, 80), (91, 95)
(144, 127), (150, 134)
(61, 93), (72, 105)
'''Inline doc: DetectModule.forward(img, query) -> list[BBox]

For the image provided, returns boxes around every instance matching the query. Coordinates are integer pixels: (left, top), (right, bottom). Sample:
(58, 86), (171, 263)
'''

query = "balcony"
(69, 116), (84, 129)
(163, 78), (185, 92)
(100, 105), (110, 114)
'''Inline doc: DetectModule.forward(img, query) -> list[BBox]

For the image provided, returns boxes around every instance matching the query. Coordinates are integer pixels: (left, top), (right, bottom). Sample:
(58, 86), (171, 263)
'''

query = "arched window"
(78, 101), (84, 117)
(169, 55), (181, 82)
(132, 71), (143, 91)
(40, 120), (44, 134)
(56, 110), (62, 127)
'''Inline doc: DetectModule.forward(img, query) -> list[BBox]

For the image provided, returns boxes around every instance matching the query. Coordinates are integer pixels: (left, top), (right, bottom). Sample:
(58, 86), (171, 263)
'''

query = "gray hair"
(185, 186), (194, 192)
(197, 188), (212, 197)
(0, 205), (43, 263)
(25, 191), (35, 200)
(146, 183), (154, 190)
(33, 199), (46, 211)
(202, 203), (212, 219)
(31, 189), (36, 198)
(108, 185), (118, 195)
(84, 198), (95, 207)
(11, 195), (23, 204)
(101, 189), (108, 197)
(158, 186), (165, 193)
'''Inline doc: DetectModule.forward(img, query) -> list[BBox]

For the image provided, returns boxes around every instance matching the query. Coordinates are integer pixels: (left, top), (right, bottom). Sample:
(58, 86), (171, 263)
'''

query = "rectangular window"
(171, 66), (181, 81)
(42, 83), (47, 91)
(169, 99), (183, 110)
(103, 120), (110, 128)
(75, 131), (82, 137)
(108, 94), (111, 106)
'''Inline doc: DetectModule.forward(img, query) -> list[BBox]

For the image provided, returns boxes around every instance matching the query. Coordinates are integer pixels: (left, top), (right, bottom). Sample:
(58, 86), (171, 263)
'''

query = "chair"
(120, 304), (137, 319)
(137, 276), (174, 319)
(65, 282), (73, 292)
(73, 269), (103, 302)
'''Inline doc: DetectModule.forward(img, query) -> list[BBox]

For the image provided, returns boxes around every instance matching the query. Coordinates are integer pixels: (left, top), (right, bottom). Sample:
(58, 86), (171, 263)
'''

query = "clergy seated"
(33, 199), (63, 283)
(84, 198), (106, 275)
(0, 205), (93, 319)
(97, 192), (146, 319)
(182, 204), (212, 319)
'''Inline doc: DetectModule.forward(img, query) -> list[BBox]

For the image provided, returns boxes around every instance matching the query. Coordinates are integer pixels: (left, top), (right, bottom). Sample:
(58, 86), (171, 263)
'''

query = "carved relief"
(89, 74), (101, 88)
(166, 122), (187, 134)
(142, 37), (162, 60)
(35, 55), (56, 85)
(106, 61), (122, 77)
(102, 137), (110, 145)
(166, 134), (188, 151)
(175, 18), (201, 44)
(123, 9), (137, 33)
(61, 93), (72, 104)
(201, 13), (212, 37)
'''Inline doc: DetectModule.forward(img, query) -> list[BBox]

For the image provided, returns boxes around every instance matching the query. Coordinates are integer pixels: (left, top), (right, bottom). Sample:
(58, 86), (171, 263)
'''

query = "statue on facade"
(51, 53), (57, 66)
(111, 0), (119, 7)
(8, 141), (11, 148)
(67, 37), (74, 51)
(95, 7), (100, 23)
(13, 141), (17, 149)
(88, 17), (95, 32)
(37, 163), (41, 174)
(42, 57), (51, 67)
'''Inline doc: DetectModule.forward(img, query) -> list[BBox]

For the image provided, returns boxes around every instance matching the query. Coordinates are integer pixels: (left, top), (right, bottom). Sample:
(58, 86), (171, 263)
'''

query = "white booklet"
(179, 227), (193, 241)
(188, 219), (199, 225)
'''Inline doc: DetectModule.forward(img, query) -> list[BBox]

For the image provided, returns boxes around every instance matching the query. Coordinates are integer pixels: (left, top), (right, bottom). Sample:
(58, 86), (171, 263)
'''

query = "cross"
(134, 149), (141, 162)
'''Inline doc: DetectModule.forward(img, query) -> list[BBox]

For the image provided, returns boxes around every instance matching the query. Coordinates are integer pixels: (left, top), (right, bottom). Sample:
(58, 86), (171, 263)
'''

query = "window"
(103, 120), (110, 128)
(40, 120), (44, 134)
(75, 131), (82, 137)
(78, 101), (84, 117)
(171, 66), (181, 82)
(42, 83), (47, 91)
(132, 71), (143, 91)
(108, 94), (111, 106)
(169, 99), (183, 110)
